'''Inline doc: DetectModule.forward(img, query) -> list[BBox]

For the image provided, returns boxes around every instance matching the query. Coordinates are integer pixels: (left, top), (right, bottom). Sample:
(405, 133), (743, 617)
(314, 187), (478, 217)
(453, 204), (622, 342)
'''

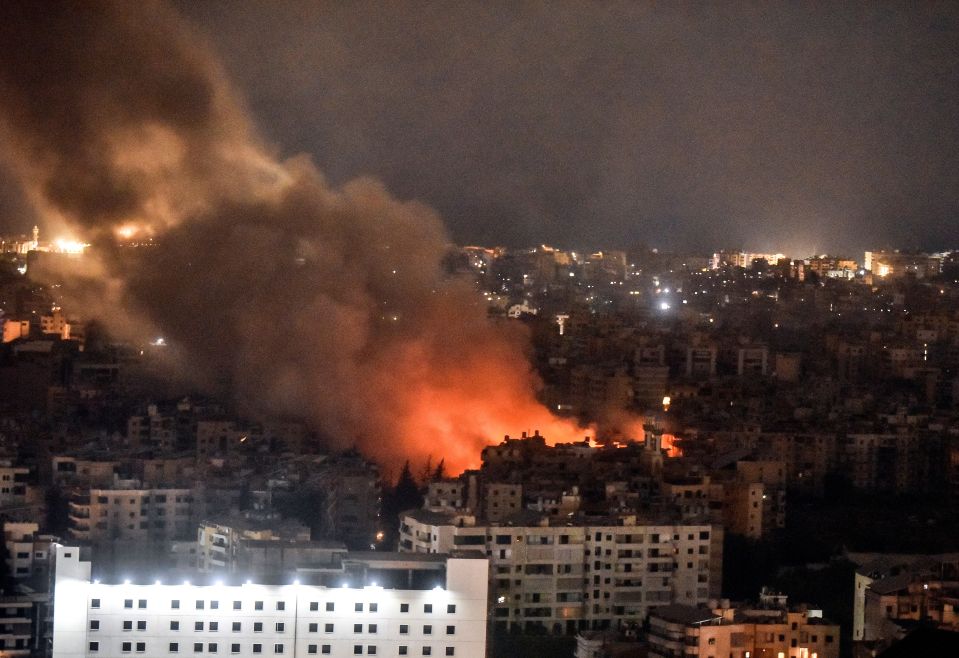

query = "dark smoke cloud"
(0, 0), (590, 471)
(173, 0), (959, 256)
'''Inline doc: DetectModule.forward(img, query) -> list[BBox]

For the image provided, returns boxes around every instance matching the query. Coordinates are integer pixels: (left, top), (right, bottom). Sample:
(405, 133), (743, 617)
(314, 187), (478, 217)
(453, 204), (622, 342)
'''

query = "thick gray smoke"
(0, 0), (590, 471)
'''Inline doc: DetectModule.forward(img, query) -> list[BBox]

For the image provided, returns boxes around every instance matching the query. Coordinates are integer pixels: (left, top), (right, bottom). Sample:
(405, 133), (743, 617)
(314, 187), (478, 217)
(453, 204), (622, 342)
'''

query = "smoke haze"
(0, 0), (596, 471)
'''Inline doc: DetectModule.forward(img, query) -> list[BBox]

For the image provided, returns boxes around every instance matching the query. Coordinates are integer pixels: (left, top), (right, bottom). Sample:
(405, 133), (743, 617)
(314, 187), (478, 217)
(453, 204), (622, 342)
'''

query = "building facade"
(51, 546), (488, 658)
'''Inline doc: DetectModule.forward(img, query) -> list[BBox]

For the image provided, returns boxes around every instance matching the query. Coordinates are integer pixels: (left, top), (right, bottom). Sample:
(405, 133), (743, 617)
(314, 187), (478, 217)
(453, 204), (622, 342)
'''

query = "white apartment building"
(51, 546), (488, 658)
(399, 510), (721, 633)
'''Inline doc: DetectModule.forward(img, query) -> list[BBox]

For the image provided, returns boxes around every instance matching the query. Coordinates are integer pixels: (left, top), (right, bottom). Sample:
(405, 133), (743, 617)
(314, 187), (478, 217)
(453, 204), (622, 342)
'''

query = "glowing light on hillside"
(53, 238), (88, 254)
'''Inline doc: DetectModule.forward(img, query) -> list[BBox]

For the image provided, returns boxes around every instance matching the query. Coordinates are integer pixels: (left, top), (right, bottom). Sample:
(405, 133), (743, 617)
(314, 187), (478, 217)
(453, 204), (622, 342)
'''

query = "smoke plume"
(0, 1), (599, 472)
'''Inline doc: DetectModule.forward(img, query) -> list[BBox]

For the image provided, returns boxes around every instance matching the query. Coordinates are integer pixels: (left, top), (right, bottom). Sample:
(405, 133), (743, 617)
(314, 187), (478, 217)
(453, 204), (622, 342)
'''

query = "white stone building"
(51, 546), (488, 658)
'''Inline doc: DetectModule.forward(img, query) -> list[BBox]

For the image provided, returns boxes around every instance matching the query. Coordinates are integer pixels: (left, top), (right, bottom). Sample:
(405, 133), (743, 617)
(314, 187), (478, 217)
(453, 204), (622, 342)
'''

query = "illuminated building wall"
(51, 546), (488, 658)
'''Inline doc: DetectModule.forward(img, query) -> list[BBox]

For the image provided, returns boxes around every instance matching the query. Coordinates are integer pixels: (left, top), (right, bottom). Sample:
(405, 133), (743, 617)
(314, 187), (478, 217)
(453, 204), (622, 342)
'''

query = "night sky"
(4, 1), (959, 255)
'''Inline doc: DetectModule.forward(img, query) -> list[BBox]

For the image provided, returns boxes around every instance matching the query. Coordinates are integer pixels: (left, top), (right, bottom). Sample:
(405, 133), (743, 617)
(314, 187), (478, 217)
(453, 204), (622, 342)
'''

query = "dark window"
(354, 624), (362, 633)
(122, 642), (132, 653)
(400, 604), (409, 613)
(276, 602), (285, 611)
(123, 621), (133, 631)
(138, 599), (147, 609)
(424, 625), (432, 635)
(310, 602), (319, 611)
(446, 625), (455, 635)
(325, 624), (334, 633)
(233, 601), (242, 610)
(135, 643), (145, 653)
(322, 647), (331, 655)
(308, 647), (317, 656)
(231, 644), (240, 654)
(422, 648), (431, 656)
(274, 645), (284, 654)
(309, 623), (318, 633)
(91, 598), (101, 608)
(210, 622), (219, 632)
(445, 649), (454, 657)
(169, 643), (178, 652)
(90, 620), (100, 630)
(124, 599), (133, 609)
(171, 600), (180, 609)
(353, 647), (362, 656)
(211, 601), (219, 610)
(208, 645), (218, 654)
(370, 603), (378, 612)
(195, 622), (204, 631)
(233, 623), (241, 632)
(424, 604), (432, 614)
(171, 621), (180, 631)
(276, 623), (285, 632)
(254, 622), (263, 632)
(399, 648), (407, 656)
(447, 605), (456, 614)
(90, 642), (100, 652)
(355, 603), (363, 612)
(400, 625), (409, 635)
(253, 645), (262, 655)
(137, 621), (147, 630)
(193, 644), (203, 653)
(255, 601), (264, 610)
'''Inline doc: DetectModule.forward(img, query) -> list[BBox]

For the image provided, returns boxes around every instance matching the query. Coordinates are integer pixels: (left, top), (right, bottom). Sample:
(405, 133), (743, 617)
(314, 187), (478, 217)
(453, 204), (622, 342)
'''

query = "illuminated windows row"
(87, 643), (457, 656)
(90, 620), (455, 635)
(93, 599), (457, 614)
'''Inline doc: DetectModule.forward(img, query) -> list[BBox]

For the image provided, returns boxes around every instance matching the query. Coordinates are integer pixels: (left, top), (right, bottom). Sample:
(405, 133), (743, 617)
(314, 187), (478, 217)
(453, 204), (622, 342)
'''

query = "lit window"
(171, 621), (180, 631)
(91, 598), (101, 609)
(89, 642), (100, 652)
(90, 620), (100, 631)
(169, 642), (179, 652)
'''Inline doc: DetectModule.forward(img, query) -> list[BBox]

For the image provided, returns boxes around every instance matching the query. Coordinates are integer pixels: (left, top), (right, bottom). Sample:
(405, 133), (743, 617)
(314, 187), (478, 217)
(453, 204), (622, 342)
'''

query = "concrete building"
(51, 545), (488, 658)
(399, 510), (722, 633)
(68, 485), (197, 546)
(3, 521), (56, 580)
(648, 593), (839, 658)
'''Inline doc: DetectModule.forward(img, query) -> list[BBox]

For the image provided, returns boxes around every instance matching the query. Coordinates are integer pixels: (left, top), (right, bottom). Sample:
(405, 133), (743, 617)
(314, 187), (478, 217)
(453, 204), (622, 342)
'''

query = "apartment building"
(3, 521), (56, 579)
(68, 485), (197, 545)
(51, 546), (488, 658)
(648, 597), (839, 658)
(399, 510), (722, 633)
